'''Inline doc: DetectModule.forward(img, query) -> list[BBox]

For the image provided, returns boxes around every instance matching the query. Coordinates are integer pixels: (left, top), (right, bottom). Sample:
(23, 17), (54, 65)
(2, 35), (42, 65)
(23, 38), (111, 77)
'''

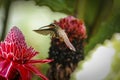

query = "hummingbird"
(34, 23), (76, 52)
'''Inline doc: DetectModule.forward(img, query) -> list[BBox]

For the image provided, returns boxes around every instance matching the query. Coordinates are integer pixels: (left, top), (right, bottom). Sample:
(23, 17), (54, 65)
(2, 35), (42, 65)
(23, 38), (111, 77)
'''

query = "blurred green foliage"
(105, 34), (120, 80)
(34, 0), (76, 15)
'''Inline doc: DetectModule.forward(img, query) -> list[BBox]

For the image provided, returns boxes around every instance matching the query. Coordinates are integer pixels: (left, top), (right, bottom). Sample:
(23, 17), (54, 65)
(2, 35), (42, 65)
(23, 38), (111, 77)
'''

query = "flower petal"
(0, 60), (19, 80)
(17, 65), (31, 80)
(28, 59), (53, 64)
(24, 64), (48, 80)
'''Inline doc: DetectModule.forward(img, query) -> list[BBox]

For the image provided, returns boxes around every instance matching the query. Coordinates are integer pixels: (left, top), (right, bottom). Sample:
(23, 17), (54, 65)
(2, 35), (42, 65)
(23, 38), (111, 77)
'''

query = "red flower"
(0, 27), (52, 80)
(55, 16), (87, 40)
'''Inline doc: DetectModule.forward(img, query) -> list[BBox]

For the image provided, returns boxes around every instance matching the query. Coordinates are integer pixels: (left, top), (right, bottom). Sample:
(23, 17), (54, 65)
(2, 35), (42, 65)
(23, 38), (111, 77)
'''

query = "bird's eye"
(49, 23), (55, 26)
(49, 23), (57, 27)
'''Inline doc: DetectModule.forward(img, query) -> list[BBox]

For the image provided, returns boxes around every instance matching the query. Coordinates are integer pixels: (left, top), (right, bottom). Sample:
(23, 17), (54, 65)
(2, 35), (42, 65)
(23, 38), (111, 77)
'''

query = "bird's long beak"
(34, 24), (54, 31)
(33, 24), (56, 36)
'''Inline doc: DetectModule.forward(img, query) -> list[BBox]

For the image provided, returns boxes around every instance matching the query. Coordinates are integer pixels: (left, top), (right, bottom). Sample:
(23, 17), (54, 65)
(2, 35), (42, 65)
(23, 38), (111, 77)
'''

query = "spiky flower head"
(47, 16), (87, 80)
(0, 26), (52, 80)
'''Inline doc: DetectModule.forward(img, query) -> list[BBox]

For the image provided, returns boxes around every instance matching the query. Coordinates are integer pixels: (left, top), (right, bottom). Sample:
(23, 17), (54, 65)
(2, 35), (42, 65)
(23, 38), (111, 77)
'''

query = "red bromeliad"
(0, 27), (52, 80)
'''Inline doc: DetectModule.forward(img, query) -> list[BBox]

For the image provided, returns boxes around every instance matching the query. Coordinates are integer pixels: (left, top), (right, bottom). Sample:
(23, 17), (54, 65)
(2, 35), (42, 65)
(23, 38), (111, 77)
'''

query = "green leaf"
(85, 9), (120, 55)
(34, 0), (76, 15)
(84, 0), (113, 41)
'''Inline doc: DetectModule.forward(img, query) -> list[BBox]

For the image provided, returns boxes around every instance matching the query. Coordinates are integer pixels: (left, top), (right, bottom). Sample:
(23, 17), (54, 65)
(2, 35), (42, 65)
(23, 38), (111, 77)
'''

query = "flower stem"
(1, 0), (12, 41)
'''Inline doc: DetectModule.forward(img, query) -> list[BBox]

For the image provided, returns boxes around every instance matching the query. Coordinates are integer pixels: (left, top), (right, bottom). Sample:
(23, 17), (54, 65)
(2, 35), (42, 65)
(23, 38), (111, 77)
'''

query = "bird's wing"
(57, 27), (76, 52)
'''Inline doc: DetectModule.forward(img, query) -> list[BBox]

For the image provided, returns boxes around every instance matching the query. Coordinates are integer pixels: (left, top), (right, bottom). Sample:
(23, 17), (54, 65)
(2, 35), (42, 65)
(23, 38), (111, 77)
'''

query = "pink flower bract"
(0, 26), (52, 80)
